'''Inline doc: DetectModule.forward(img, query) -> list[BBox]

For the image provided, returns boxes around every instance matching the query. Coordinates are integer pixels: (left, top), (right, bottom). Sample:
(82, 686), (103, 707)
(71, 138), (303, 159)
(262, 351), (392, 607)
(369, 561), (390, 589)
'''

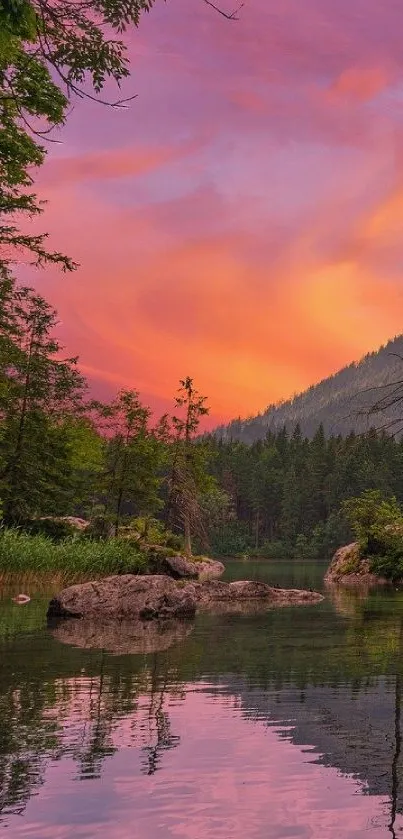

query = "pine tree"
(168, 377), (209, 557)
(0, 285), (85, 520)
(95, 390), (162, 537)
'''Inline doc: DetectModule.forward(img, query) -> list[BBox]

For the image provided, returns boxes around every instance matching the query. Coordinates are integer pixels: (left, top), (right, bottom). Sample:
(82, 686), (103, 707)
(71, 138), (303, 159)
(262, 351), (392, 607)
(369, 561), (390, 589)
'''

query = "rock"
(161, 555), (225, 581)
(51, 618), (193, 655)
(38, 515), (90, 531)
(47, 574), (323, 625)
(161, 555), (199, 579)
(193, 579), (324, 613)
(325, 543), (388, 587)
(193, 558), (226, 581)
(47, 575), (197, 622)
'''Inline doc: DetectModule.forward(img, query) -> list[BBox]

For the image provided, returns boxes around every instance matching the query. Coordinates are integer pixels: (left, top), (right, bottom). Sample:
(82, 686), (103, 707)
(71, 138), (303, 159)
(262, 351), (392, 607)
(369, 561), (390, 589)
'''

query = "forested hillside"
(216, 336), (403, 443)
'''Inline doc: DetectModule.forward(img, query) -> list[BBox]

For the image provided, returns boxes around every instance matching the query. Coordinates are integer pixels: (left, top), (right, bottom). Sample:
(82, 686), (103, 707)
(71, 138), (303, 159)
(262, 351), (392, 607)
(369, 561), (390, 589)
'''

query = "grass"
(0, 528), (148, 579)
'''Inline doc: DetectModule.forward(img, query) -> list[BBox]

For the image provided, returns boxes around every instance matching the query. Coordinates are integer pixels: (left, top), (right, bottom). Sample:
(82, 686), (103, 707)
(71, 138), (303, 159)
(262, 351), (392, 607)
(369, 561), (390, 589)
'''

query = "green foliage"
(342, 490), (403, 581)
(131, 516), (183, 550)
(165, 531), (183, 551)
(0, 279), (86, 521)
(342, 490), (403, 551)
(368, 551), (403, 582)
(20, 518), (77, 542)
(207, 521), (250, 557)
(0, 0), (159, 271)
(168, 377), (211, 556)
(95, 389), (164, 536)
(342, 490), (403, 550)
(84, 515), (113, 541)
(0, 528), (147, 575)
(256, 539), (291, 560)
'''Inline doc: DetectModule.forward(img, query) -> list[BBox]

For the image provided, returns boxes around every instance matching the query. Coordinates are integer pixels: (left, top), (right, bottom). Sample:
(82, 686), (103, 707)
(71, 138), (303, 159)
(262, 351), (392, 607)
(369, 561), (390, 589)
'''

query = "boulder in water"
(193, 579), (324, 613)
(47, 574), (197, 622)
(325, 543), (388, 587)
(161, 555), (225, 581)
(47, 574), (324, 624)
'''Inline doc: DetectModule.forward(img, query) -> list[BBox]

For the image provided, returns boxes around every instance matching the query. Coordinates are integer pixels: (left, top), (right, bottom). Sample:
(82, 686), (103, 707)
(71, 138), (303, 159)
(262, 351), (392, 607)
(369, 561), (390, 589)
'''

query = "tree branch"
(202, 0), (244, 19)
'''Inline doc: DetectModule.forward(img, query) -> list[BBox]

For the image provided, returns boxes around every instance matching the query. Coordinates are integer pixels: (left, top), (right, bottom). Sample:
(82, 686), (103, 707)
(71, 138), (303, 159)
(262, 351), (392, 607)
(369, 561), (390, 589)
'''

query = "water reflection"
(2, 562), (403, 837)
(3, 686), (400, 839)
(51, 618), (194, 655)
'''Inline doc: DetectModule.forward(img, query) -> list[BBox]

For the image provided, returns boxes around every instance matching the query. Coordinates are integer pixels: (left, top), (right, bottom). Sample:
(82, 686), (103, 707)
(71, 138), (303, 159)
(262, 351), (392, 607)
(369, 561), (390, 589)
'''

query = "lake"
(1, 559), (403, 838)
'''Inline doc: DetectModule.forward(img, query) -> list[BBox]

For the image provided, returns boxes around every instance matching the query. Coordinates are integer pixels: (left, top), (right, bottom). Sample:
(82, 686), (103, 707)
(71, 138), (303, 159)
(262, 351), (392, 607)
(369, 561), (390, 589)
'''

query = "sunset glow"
(26, 0), (403, 424)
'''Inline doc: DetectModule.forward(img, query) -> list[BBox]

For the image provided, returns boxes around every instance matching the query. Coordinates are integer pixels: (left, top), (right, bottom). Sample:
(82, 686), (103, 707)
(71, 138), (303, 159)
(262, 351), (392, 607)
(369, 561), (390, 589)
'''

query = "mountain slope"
(216, 335), (403, 442)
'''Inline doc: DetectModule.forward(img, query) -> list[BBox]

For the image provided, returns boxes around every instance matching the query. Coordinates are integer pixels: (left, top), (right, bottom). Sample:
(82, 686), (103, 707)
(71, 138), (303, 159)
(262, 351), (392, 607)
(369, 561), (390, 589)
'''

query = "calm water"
(2, 560), (403, 838)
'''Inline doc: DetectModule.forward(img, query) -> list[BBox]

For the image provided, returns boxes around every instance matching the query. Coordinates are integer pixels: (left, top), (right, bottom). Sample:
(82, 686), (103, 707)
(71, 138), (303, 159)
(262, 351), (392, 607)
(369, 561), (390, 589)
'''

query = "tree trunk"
(114, 486), (123, 538)
(255, 509), (260, 550)
(184, 516), (192, 557)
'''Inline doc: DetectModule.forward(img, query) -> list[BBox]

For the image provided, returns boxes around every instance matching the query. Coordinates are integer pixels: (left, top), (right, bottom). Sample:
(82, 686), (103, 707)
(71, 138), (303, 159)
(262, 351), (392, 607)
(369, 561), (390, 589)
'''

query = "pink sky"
(25, 0), (403, 425)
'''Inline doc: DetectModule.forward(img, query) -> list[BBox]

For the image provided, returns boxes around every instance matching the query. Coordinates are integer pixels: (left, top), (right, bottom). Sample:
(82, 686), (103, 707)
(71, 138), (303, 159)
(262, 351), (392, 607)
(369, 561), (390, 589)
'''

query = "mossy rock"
(325, 543), (388, 587)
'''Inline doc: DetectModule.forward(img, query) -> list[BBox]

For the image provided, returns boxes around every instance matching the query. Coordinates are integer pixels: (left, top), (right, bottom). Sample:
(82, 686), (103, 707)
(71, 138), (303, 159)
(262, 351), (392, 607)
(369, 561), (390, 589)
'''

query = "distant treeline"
(205, 426), (403, 557)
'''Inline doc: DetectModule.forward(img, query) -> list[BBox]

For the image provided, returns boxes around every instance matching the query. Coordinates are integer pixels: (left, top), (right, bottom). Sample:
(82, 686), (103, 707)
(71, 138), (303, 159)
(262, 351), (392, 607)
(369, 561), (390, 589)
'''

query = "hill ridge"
(216, 334), (403, 443)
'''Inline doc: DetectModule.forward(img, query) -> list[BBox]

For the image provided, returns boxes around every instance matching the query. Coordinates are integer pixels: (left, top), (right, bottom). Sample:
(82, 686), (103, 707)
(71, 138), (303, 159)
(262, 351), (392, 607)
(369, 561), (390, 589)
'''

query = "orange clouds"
(35, 173), (403, 424)
(328, 66), (389, 101)
(23, 0), (403, 425)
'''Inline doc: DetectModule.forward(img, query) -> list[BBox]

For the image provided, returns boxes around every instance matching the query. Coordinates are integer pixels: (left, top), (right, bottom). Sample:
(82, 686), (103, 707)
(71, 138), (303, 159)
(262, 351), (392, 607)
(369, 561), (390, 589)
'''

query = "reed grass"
(0, 528), (148, 577)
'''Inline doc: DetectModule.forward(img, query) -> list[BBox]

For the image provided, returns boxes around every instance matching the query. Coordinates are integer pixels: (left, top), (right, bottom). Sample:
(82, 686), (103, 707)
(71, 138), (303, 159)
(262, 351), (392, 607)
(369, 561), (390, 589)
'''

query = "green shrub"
(342, 490), (403, 548)
(294, 534), (316, 559)
(18, 518), (77, 542)
(342, 490), (403, 581)
(258, 539), (291, 559)
(165, 532), (183, 551)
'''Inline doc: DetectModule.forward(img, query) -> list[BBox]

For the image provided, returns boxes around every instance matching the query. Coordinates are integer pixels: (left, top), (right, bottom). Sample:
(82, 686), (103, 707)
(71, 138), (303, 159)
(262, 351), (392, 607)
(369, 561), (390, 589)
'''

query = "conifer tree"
(0, 285), (85, 520)
(168, 377), (209, 556)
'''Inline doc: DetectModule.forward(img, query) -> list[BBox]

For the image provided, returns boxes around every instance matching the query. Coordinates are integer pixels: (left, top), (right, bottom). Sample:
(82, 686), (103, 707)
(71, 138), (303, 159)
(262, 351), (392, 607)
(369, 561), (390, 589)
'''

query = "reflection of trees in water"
(388, 619), (403, 839)
(0, 683), (61, 820)
(72, 653), (183, 780)
(3, 592), (403, 827)
(141, 659), (185, 776)
(0, 646), (184, 824)
(389, 672), (401, 839)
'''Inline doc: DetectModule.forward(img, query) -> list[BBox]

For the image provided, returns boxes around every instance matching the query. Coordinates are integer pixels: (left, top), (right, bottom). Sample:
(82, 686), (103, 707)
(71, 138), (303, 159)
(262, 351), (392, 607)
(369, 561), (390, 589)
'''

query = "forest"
(3, 274), (403, 569)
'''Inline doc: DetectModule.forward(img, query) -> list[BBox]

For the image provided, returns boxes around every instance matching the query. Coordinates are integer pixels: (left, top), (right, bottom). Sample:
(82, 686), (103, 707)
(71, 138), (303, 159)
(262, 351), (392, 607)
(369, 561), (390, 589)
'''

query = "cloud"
(39, 135), (209, 189)
(328, 66), (390, 101)
(22, 0), (403, 423)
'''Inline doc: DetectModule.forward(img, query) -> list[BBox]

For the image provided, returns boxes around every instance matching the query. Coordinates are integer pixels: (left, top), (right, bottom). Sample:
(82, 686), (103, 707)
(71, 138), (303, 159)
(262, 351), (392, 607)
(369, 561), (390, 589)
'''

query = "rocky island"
(324, 543), (389, 587)
(325, 492), (403, 587)
(47, 573), (324, 623)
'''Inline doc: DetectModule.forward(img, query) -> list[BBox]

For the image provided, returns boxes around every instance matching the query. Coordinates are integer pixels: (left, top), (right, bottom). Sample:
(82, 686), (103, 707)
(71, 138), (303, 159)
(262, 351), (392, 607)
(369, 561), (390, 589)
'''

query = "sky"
(27, 0), (403, 426)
